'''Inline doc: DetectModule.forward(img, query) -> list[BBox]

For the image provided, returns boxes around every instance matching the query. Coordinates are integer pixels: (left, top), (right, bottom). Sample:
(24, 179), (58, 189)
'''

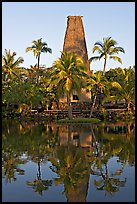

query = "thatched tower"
(60, 16), (91, 103)
(63, 16), (90, 74)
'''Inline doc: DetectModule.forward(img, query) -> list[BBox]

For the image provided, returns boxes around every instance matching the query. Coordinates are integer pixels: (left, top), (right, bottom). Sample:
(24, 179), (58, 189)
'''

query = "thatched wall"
(61, 16), (91, 102)
(63, 16), (90, 74)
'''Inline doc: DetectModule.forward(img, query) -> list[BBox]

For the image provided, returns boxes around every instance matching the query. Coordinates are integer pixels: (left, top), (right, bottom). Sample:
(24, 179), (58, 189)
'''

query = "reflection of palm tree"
(26, 161), (52, 195)
(25, 128), (56, 195)
(25, 124), (59, 195)
(93, 163), (126, 196)
(90, 127), (127, 195)
(50, 145), (90, 202)
(117, 129), (135, 166)
(92, 121), (135, 166)
(26, 177), (52, 196)
(2, 149), (26, 183)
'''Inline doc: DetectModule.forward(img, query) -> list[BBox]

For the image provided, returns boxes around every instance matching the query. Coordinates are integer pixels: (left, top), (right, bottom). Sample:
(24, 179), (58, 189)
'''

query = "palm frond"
(26, 47), (33, 52)
(99, 53), (105, 60)
(42, 41), (48, 46)
(89, 56), (100, 62)
(93, 45), (103, 54)
(102, 95), (120, 103)
(94, 41), (104, 48)
(115, 46), (125, 53)
(111, 81), (122, 89)
(65, 78), (72, 93)
(41, 47), (52, 54)
(12, 57), (24, 68)
(109, 56), (122, 64)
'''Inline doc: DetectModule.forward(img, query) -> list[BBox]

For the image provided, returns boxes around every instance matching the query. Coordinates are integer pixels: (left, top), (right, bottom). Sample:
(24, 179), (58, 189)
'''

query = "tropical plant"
(110, 68), (135, 111)
(26, 38), (52, 84)
(2, 49), (24, 81)
(86, 71), (109, 117)
(89, 37), (125, 74)
(26, 38), (52, 70)
(50, 51), (88, 119)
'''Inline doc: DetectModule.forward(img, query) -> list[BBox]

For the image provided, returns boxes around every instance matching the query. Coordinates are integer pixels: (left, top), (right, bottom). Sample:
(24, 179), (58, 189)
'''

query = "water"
(2, 119), (135, 202)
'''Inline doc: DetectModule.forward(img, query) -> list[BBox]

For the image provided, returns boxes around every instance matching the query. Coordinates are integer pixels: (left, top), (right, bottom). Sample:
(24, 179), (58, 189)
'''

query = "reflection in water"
(2, 150), (26, 183)
(26, 160), (52, 195)
(50, 144), (90, 202)
(90, 128), (127, 196)
(2, 119), (135, 202)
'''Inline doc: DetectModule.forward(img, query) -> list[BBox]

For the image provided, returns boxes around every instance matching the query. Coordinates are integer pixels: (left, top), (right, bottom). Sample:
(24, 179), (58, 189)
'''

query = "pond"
(2, 119), (135, 202)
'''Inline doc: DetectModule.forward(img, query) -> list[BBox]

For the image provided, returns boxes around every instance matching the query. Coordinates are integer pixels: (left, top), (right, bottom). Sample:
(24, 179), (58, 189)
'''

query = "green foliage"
(57, 117), (101, 123)
(107, 67), (135, 109)
(26, 38), (52, 70)
(51, 51), (87, 96)
(50, 51), (88, 119)
(50, 145), (88, 193)
(89, 37), (125, 73)
(2, 49), (24, 81)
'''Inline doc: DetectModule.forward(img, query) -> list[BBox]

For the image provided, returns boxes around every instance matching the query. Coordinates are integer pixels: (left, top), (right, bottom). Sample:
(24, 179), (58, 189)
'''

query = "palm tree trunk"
(37, 161), (41, 180)
(91, 126), (106, 180)
(89, 94), (97, 118)
(127, 101), (130, 111)
(38, 54), (40, 70)
(37, 54), (40, 84)
(68, 124), (72, 145)
(90, 127), (99, 155)
(103, 57), (107, 75)
(67, 94), (72, 119)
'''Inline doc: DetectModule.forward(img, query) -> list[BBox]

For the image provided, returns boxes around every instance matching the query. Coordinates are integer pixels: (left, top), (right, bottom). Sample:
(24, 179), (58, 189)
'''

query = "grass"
(57, 117), (101, 124)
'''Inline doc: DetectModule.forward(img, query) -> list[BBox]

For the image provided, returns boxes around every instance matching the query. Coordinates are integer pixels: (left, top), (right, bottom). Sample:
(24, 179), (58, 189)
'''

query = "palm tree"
(111, 68), (135, 111)
(50, 51), (88, 119)
(89, 37), (125, 74)
(26, 38), (52, 70)
(2, 49), (24, 81)
(87, 71), (109, 118)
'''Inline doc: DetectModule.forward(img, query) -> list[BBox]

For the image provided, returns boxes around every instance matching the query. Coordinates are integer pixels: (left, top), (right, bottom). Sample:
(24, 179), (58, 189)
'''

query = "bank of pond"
(2, 104), (135, 123)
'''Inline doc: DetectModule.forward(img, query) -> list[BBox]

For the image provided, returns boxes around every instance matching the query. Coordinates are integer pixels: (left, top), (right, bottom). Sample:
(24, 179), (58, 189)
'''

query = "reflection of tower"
(61, 16), (91, 102)
(66, 174), (90, 202)
(60, 124), (91, 202)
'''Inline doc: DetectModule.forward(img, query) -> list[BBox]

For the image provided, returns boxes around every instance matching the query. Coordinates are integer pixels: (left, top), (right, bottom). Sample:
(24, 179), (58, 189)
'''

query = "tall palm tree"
(87, 71), (109, 118)
(50, 51), (88, 119)
(2, 49), (24, 81)
(26, 38), (52, 70)
(89, 37), (125, 74)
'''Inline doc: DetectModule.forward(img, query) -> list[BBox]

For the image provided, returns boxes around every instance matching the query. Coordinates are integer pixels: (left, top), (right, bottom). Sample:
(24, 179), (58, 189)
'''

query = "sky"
(2, 2), (135, 72)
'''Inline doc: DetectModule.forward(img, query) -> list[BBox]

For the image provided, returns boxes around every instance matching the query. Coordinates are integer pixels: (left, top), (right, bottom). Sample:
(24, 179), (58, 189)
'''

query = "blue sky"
(2, 2), (135, 72)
